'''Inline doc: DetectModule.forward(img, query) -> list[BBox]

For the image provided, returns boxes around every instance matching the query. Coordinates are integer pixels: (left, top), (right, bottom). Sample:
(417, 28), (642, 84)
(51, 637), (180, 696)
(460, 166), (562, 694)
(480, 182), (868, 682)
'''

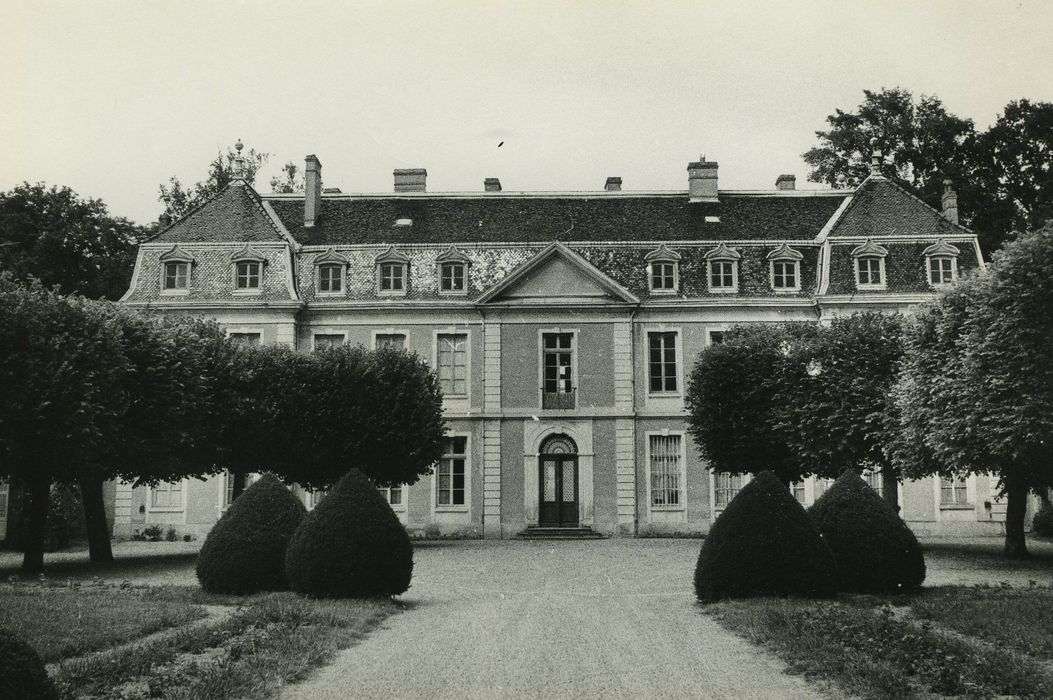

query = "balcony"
(542, 389), (576, 410)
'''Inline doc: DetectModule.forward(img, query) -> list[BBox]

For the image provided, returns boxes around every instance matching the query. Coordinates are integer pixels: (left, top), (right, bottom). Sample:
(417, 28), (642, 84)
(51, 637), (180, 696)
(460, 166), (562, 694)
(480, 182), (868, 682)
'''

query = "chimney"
(775, 174), (796, 191)
(941, 179), (959, 225)
(484, 177), (502, 192)
(394, 168), (427, 192)
(604, 176), (622, 192)
(687, 158), (719, 202)
(304, 155), (322, 228)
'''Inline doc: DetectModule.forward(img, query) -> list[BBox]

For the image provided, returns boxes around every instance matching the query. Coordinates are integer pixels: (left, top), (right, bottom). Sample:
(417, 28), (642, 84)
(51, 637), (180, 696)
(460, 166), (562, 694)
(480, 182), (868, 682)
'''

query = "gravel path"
(281, 539), (821, 700)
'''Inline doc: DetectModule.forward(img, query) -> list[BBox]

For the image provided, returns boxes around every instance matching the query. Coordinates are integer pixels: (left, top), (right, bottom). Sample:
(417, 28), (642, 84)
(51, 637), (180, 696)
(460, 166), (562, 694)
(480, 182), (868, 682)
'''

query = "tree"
(803, 89), (1053, 255)
(895, 225), (1053, 558)
(270, 161), (305, 194)
(778, 313), (907, 510)
(158, 142), (268, 222)
(0, 183), (144, 300)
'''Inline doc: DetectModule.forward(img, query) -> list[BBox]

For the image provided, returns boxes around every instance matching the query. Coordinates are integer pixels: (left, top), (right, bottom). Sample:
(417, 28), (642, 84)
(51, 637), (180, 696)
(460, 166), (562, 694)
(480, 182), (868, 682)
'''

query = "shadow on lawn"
(0, 551), (199, 580)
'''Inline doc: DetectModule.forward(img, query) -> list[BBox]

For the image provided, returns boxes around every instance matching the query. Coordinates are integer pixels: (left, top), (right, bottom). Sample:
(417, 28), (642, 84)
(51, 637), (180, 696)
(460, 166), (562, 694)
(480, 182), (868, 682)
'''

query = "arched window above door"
(540, 434), (577, 455)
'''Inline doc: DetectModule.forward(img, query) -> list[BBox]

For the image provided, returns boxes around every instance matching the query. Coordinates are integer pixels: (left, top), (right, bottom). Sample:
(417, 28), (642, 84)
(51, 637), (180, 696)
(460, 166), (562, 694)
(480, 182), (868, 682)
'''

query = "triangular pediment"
(478, 242), (638, 305)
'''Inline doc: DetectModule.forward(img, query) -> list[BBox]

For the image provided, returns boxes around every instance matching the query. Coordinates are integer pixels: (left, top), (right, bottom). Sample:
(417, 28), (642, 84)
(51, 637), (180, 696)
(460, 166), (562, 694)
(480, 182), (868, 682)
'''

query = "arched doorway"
(539, 434), (579, 527)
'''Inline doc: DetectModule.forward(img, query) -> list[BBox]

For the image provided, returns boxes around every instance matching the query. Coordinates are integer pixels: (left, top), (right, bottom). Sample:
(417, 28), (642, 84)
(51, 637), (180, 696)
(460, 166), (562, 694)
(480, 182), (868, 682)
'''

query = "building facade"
(114, 149), (1014, 540)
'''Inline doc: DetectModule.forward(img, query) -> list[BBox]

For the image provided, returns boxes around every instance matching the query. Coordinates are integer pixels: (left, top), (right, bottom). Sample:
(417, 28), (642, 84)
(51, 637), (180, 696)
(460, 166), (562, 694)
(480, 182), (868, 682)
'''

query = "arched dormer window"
(314, 247), (349, 295)
(922, 239), (960, 287)
(375, 246), (410, 296)
(436, 246), (470, 295)
(230, 245), (267, 293)
(159, 245), (195, 294)
(704, 242), (740, 293)
(766, 243), (803, 293)
(851, 239), (888, 290)
(645, 244), (681, 294)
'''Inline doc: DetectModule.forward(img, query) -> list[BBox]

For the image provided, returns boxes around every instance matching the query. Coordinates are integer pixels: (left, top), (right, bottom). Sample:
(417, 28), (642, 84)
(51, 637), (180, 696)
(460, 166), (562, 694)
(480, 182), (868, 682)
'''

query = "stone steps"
(515, 526), (608, 540)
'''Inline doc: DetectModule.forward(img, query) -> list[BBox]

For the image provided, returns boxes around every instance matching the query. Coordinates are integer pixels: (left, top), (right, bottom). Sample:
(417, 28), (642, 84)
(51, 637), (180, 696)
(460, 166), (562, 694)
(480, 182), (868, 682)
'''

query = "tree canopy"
(270, 161), (305, 194)
(804, 89), (1052, 255)
(0, 182), (144, 300)
(158, 142), (268, 222)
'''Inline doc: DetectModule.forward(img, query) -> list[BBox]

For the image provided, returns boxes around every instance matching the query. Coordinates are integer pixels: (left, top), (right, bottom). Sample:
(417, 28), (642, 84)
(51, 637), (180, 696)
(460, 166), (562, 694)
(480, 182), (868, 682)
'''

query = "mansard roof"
(264, 191), (848, 245)
(825, 176), (970, 240)
(149, 181), (293, 245)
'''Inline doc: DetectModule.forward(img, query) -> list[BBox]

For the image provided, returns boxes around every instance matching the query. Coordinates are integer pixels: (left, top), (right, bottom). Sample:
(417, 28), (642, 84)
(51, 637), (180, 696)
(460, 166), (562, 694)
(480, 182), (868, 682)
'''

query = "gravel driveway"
(281, 539), (821, 700)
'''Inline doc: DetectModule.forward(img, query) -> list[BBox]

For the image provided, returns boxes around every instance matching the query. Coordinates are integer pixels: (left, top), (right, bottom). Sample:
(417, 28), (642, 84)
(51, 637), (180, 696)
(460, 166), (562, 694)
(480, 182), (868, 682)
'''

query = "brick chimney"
(394, 168), (427, 192)
(941, 179), (959, 225)
(688, 158), (719, 202)
(304, 155), (322, 228)
(484, 177), (502, 192)
(775, 174), (796, 190)
(605, 177), (622, 192)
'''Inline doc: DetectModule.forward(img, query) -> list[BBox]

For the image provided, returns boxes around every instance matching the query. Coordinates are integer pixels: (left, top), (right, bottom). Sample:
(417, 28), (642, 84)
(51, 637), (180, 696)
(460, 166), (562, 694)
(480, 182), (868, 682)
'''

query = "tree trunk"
(21, 476), (51, 574)
(231, 471), (247, 500)
(881, 468), (900, 513)
(80, 477), (113, 563)
(1004, 471), (1030, 559)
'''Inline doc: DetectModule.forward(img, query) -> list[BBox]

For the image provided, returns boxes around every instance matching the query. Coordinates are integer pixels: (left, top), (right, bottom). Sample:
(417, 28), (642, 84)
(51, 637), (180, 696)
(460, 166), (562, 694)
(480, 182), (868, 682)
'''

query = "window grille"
(714, 472), (745, 508)
(650, 435), (683, 507)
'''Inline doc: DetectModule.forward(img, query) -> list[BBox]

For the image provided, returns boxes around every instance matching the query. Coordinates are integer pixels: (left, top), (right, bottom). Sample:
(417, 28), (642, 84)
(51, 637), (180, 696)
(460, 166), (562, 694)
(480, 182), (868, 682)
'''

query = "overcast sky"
(2, 0), (1050, 224)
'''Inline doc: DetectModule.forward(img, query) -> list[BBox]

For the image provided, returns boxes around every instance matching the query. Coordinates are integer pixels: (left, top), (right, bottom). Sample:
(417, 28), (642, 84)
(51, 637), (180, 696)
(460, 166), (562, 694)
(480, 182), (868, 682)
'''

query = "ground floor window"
(380, 486), (403, 508)
(861, 467), (884, 496)
(309, 488), (326, 508)
(791, 480), (806, 505)
(941, 476), (970, 506)
(151, 480), (183, 509)
(713, 472), (746, 509)
(436, 436), (468, 507)
(649, 434), (684, 507)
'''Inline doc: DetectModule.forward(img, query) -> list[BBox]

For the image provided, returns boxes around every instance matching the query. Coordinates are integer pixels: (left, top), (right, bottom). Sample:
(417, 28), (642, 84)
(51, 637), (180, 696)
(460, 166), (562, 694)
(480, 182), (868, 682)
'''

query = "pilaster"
(615, 418), (637, 535)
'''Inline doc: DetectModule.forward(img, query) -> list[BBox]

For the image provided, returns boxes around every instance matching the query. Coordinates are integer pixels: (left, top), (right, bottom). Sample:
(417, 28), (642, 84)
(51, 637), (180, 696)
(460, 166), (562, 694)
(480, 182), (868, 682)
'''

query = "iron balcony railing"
(542, 388), (576, 410)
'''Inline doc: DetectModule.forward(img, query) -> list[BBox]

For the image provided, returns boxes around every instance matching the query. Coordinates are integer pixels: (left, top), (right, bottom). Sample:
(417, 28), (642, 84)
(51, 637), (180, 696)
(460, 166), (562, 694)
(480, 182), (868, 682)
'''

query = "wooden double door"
(539, 455), (579, 527)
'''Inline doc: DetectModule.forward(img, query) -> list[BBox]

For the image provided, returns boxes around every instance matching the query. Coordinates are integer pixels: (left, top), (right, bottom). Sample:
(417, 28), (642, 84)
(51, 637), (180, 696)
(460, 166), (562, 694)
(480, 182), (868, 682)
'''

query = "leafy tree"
(158, 142), (268, 222)
(0, 183), (144, 300)
(895, 225), (1053, 557)
(685, 323), (821, 485)
(778, 313), (906, 510)
(270, 161), (305, 194)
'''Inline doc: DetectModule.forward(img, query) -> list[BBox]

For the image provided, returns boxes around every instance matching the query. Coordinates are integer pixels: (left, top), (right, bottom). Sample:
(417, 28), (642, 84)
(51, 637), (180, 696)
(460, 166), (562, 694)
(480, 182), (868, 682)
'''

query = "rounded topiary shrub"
(285, 468), (413, 598)
(1033, 501), (1053, 538)
(196, 473), (307, 594)
(808, 469), (925, 593)
(695, 470), (836, 602)
(0, 628), (58, 700)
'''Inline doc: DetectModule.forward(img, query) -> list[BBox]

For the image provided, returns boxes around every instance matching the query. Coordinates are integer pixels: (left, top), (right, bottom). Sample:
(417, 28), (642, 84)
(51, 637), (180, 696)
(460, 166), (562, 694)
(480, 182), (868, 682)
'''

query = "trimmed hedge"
(285, 469), (413, 598)
(196, 473), (307, 594)
(695, 470), (836, 602)
(0, 628), (58, 700)
(808, 469), (926, 593)
(1033, 501), (1053, 538)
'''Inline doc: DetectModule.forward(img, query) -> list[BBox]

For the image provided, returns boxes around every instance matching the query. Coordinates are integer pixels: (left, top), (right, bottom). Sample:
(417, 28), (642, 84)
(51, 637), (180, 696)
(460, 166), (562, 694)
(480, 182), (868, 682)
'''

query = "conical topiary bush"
(808, 469), (925, 593)
(285, 468), (413, 597)
(196, 473), (307, 594)
(0, 628), (58, 700)
(695, 470), (837, 602)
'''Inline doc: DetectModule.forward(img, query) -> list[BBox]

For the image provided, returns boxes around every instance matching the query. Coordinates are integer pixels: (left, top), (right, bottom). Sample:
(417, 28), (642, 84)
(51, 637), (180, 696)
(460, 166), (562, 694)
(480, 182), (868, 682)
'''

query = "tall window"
(856, 257), (884, 287)
(318, 263), (343, 293)
(375, 333), (406, 351)
(649, 434), (683, 507)
(542, 333), (574, 409)
(163, 261), (189, 291)
(151, 480), (183, 508)
(436, 436), (467, 507)
(709, 260), (736, 291)
(313, 334), (345, 350)
(229, 332), (261, 346)
(437, 333), (468, 396)
(235, 261), (261, 290)
(771, 260), (799, 291)
(791, 481), (807, 505)
(440, 262), (466, 293)
(648, 332), (678, 393)
(714, 472), (745, 508)
(379, 263), (405, 293)
(941, 476), (969, 506)
(928, 257), (956, 285)
(650, 262), (677, 292)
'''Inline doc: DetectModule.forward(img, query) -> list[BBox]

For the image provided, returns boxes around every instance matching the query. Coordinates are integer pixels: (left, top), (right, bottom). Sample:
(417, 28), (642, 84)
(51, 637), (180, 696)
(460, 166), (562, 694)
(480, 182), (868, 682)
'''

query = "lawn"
(707, 585), (1053, 699)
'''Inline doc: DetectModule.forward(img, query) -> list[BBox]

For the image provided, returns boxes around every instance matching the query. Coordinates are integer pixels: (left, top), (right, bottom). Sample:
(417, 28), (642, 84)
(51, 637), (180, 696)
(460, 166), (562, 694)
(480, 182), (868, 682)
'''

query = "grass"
(706, 589), (1053, 699)
(0, 581), (206, 663)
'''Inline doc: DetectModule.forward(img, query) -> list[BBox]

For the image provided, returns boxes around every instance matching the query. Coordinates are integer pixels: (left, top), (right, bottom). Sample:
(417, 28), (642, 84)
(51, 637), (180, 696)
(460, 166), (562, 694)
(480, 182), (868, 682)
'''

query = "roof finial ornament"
(869, 137), (882, 176)
(233, 138), (246, 180)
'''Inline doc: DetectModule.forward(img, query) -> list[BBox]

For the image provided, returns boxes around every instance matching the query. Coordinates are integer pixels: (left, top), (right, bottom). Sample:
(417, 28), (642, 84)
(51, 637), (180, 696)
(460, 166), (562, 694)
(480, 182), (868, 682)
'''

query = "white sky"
(2, 0), (1051, 224)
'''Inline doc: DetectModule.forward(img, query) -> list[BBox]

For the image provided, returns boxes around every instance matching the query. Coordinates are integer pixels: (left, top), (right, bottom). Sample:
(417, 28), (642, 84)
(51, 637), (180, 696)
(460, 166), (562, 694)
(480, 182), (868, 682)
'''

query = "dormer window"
(645, 244), (681, 294)
(851, 239), (888, 290)
(375, 246), (410, 296)
(436, 246), (470, 295)
(230, 245), (266, 294)
(767, 243), (803, 293)
(705, 243), (740, 293)
(923, 239), (960, 287)
(314, 247), (349, 296)
(159, 245), (194, 295)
